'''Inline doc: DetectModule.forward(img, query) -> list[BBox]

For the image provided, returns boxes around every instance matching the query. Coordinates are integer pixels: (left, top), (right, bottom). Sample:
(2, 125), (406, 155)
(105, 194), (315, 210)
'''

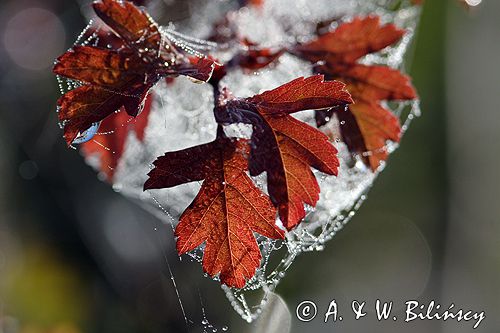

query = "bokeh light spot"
(3, 7), (66, 71)
(19, 160), (39, 180)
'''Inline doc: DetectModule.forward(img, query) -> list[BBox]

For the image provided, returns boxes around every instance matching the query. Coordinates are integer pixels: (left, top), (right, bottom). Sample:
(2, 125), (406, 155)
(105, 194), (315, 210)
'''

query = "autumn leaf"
(56, 83), (153, 144)
(215, 75), (353, 230)
(54, 46), (146, 88)
(177, 57), (220, 83)
(295, 16), (404, 65)
(233, 38), (284, 71)
(208, 20), (283, 71)
(294, 16), (417, 170)
(93, 0), (162, 60)
(54, 0), (215, 145)
(144, 132), (284, 288)
(81, 93), (153, 181)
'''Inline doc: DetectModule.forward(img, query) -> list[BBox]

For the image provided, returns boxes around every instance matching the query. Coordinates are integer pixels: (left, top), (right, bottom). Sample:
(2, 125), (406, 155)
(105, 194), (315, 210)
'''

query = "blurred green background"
(0, 0), (498, 332)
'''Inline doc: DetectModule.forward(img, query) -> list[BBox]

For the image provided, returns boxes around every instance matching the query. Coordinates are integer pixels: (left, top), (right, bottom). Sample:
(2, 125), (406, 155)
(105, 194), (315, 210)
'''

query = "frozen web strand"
(62, 0), (422, 325)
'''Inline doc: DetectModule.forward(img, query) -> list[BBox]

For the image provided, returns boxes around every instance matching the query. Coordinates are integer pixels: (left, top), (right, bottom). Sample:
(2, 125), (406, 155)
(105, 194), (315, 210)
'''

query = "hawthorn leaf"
(57, 84), (152, 144)
(53, 46), (143, 88)
(234, 39), (284, 71)
(319, 63), (417, 102)
(294, 16), (404, 65)
(216, 76), (353, 230)
(174, 57), (216, 83)
(247, 75), (353, 114)
(295, 16), (417, 171)
(81, 93), (153, 181)
(345, 101), (401, 170)
(144, 135), (284, 288)
(93, 0), (162, 60)
(54, 0), (215, 145)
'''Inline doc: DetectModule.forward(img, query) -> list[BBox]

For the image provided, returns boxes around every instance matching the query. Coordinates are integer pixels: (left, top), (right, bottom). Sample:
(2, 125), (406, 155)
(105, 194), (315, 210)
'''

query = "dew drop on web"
(58, 0), (422, 327)
(72, 122), (101, 144)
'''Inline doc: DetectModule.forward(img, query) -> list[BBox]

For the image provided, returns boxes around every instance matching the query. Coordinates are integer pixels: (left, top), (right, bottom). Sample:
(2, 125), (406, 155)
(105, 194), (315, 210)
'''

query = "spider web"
(56, 0), (421, 327)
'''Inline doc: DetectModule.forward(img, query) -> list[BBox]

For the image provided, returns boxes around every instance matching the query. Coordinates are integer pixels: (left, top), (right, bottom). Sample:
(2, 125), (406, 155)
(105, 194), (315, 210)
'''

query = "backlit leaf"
(216, 76), (353, 230)
(294, 16), (417, 170)
(144, 133), (284, 288)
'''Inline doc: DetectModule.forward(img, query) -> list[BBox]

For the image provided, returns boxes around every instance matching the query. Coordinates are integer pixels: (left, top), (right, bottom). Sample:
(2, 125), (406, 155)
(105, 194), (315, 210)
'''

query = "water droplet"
(73, 122), (100, 144)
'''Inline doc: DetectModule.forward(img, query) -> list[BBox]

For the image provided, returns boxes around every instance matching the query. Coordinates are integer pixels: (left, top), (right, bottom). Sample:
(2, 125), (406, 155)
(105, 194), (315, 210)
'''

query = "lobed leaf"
(295, 16), (404, 65)
(295, 16), (417, 171)
(81, 93), (153, 181)
(93, 0), (162, 60)
(54, 0), (214, 145)
(145, 135), (284, 288)
(54, 46), (143, 88)
(216, 76), (353, 230)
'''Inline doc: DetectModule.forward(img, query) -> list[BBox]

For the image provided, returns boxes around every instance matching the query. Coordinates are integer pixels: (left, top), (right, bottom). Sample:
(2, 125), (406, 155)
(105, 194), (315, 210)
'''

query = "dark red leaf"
(144, 134), (284, 288)
(81, 93), (153, 180)
(54, 0), (214, 145)
(175, 57), (216, 83)
(93, 0), (162, 60)
(294, 16), (417, 170)
(320, 63), (416, 102)
(53, 46), (143, 88)
(216, 75), (353, 230)
(234, 38), (284, 71)
(57, 83), (151, 144)
(295, 16), (405, 65)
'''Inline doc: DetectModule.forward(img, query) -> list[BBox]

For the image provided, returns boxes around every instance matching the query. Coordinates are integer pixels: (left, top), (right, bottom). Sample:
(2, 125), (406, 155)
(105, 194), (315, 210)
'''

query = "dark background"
(0, 0), (498, 332)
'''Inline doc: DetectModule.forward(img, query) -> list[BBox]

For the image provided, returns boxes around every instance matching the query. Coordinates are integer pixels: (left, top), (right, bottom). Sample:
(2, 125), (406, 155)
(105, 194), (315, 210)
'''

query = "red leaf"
(54, 46), (143, 88)
(295, 16), (417, 171)
(144, 134), (284, 288)
(347, 101), (401, 170)
(247, 75), (353, 114)
(322, 64), (416, 102)
(235, 38), (284, 71)
(208, 21), (282, 71)
(57, 83), (151, 144)
(81, 93), (153, 181)
(80, 27), (126, 50)
(176, 57), (216, 83)
(93, 0), (162, 60)
(216, 76), (353, 230)
(54, 0), (214, 145)
(295, 16), (404, 65)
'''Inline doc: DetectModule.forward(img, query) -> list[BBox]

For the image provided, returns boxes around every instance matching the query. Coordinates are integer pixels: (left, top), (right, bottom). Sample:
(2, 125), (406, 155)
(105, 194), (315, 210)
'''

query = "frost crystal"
(58, 0), (421, 322)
